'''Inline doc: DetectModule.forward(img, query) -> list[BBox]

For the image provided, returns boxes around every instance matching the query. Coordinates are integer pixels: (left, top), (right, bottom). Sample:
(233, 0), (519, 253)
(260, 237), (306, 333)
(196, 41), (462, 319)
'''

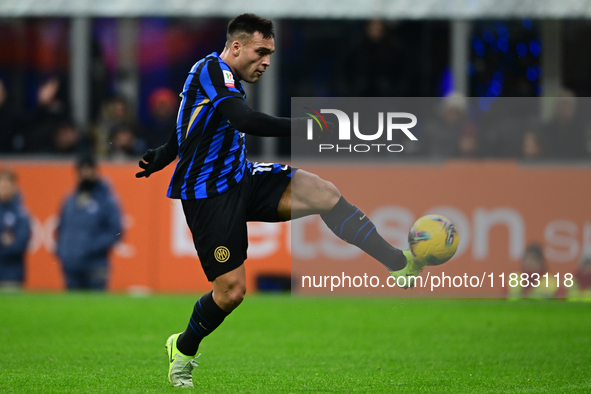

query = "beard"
(78, 179), (98, 192)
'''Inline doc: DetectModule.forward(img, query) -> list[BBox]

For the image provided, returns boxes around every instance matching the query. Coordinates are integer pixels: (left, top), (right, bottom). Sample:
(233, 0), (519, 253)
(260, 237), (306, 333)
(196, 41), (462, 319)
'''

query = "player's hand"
(136, 149), (157, 178)
(135, 144), (177, 178)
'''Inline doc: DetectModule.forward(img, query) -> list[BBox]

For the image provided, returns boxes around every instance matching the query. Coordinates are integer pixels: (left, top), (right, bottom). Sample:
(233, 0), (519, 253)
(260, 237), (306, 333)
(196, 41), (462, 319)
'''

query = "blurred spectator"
(457, 127), (480, 158)
(543, 91), (587, 159)
(0, 79), (26, 153)
(144, 87), (178, 149)
(521, 125), (546, 160)
(339, 19), (413, 97)
(94, 95), (139, 157)
(56, 156), (122, 290)
(479, 100), (535, 158)
(0, 170), (31, 290)
(507, 244), (558, 299)
(24, 77), (69, 153)
(427, 93), (478, 157)
(53, 120), (84, 154)
(566, 250), (591, 301)
(108, 124), (145, 161)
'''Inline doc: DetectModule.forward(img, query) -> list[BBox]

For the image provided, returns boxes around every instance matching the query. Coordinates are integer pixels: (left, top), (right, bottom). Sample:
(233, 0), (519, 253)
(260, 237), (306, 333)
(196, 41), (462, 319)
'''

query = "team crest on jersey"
(223, 70), (235, 88)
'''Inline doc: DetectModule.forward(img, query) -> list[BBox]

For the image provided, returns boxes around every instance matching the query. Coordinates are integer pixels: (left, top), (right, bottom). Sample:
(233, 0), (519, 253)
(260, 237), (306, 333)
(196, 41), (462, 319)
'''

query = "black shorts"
(182, 162), (296, 281)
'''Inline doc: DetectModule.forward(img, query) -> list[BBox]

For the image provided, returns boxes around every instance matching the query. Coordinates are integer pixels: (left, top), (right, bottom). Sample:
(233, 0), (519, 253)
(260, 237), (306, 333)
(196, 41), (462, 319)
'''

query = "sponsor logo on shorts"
(214, 246), (230, 263)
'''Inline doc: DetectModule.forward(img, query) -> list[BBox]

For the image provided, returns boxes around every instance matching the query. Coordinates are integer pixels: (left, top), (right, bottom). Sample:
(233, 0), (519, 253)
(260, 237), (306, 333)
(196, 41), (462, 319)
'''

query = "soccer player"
(135, 13), (425, 388)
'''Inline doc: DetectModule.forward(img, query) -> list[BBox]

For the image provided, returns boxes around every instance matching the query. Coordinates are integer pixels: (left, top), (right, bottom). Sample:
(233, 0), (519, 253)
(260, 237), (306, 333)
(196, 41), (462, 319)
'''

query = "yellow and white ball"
(408, 214), (459, 266)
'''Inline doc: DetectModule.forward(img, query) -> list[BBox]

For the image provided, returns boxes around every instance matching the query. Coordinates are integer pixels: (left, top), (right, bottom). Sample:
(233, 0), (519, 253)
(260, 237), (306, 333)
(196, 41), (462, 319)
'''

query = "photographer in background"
(56, 156), (122, 290)
(0, 170), (31, 290)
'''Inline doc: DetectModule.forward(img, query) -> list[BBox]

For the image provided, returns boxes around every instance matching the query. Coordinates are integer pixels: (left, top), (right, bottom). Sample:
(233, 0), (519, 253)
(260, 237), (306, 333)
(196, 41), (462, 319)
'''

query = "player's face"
(236, 32), (274, 83)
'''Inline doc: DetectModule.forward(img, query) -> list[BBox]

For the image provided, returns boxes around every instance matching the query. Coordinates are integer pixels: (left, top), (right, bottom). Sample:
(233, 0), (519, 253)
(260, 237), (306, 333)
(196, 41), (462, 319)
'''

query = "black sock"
(176, 291), (229, 356)
(321, 196), (407, 271)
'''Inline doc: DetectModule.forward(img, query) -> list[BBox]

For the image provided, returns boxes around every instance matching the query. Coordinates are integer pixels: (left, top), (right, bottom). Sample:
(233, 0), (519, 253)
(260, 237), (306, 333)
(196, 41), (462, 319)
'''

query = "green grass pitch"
(1, 293), (590, 393)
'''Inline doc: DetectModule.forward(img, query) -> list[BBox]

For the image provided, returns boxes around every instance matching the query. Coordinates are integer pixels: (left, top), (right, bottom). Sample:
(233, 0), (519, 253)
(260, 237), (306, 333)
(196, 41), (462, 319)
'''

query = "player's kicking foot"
(389, 250), (426, 289)
(165, 333), (200, 388)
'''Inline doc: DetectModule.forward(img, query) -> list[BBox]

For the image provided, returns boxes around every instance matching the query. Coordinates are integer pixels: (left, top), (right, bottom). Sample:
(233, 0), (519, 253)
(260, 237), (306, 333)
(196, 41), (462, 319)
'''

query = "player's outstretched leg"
(287, 170), (418, 287)
(319, 195), (409, 272)
(320, 196), (425, 288)
(389, 249), (427, 289)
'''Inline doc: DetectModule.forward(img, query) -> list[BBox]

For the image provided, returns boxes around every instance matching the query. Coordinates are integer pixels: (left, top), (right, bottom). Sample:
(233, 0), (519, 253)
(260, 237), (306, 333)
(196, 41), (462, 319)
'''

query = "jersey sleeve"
(198, 59), (243, 107)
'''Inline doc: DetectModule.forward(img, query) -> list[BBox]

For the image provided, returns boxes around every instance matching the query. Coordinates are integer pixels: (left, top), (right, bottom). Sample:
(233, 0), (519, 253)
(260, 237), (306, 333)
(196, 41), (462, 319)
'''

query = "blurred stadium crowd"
(0, 77), (174, 158)
(0, 18), (590, 160)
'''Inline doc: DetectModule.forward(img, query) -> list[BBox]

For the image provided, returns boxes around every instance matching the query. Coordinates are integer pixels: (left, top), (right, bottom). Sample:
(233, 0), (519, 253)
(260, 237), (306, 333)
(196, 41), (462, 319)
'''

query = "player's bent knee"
(323, 180), (341, 202)
(213, 281), (246, 312)
(315, 177), (341, 211)
(295, 171), (341, 207)
(212, 264), (247, 311)
(221, 286), (245, 311)
(229, 286), (246, 306)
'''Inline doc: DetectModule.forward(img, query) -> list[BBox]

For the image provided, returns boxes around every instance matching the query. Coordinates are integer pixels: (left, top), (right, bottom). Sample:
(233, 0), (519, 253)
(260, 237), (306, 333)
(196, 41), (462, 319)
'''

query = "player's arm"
(135, 130), (178, 178)
(216, 97), (332, 140)
(217, 98), (289, 137)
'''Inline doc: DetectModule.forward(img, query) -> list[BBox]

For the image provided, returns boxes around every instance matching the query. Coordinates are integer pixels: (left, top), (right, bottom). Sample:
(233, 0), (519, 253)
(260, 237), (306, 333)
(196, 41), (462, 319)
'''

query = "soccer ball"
(408, 214), (459, 266)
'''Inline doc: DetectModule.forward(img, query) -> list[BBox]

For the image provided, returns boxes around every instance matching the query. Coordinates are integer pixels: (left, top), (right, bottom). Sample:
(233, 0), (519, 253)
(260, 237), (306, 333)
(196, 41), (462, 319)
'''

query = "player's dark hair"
(226, 13), (274, 46)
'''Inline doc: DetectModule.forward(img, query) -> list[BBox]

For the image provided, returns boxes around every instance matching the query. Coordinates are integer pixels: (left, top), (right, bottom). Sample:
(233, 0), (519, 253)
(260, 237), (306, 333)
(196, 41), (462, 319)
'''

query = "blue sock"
(176, 291), (228, 356)
(321, 196), (406, 271)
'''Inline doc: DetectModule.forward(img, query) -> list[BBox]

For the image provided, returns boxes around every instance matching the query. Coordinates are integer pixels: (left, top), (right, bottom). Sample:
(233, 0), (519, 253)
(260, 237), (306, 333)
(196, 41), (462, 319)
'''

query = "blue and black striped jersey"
(167, 52), (248, 200)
